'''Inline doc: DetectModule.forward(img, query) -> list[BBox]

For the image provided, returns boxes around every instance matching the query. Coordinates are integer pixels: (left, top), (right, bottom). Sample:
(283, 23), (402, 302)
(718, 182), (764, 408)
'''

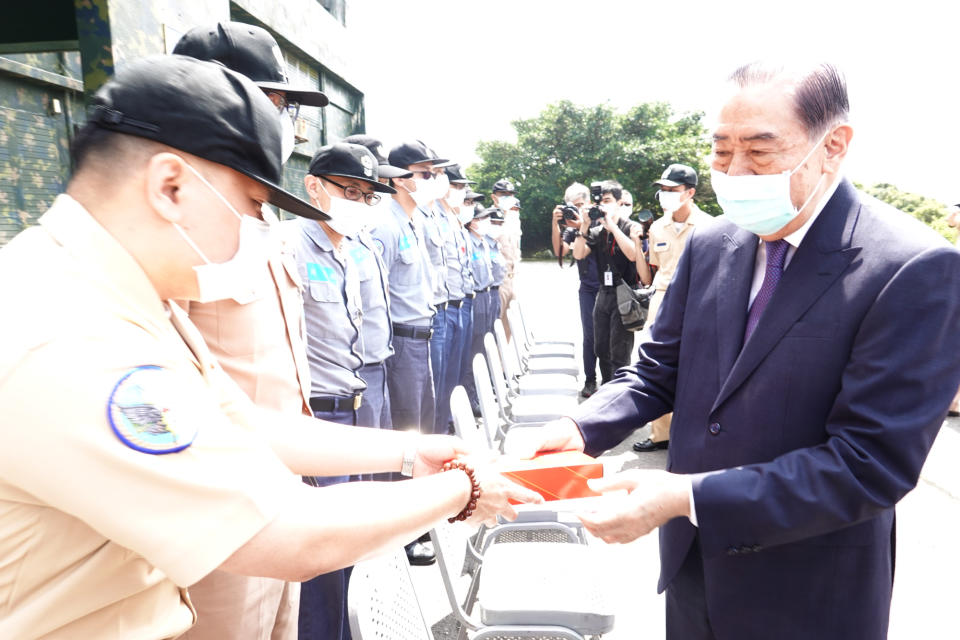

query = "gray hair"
(729, 61), (849, 138)
(564, 182), (590, 203)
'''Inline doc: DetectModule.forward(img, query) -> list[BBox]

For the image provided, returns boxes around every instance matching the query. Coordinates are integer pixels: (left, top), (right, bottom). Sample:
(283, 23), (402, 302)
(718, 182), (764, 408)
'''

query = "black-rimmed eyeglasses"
(322, 177), (381, 206)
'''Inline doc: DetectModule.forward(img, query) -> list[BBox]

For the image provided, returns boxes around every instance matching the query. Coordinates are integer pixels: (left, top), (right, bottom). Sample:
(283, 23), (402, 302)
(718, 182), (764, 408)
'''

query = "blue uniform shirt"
(418, 204), (449, 306)
(369, 200), (435, 326)
(292, 218), (365, 398)
(487, 235), (506, 286)
(469, 231), (494, 290)
(347, 230), (394, 365)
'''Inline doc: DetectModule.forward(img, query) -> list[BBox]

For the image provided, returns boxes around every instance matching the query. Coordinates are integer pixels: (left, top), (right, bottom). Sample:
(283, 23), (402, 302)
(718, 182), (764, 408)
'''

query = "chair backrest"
(493, 318), (520, 382)
(505, 303), (530, 351)
(347, 548), (432, 640)
(482, 334), (512, 423)
(503, 310), (530, 367)
(450, 384), (489, 451)
(429, 522), (483, 633)
(511, 300), (534, 347)
(473, 351), (501, 447)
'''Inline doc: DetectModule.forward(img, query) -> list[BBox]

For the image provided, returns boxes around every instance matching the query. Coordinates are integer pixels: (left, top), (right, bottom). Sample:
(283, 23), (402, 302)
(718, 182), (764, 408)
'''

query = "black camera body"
(559, 203), (579, 224)
(588, 181), (604, 221)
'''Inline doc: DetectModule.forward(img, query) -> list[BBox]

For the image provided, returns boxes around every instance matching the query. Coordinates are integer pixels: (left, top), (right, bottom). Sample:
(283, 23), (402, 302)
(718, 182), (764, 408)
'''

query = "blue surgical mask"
(710, 130), (829, 236)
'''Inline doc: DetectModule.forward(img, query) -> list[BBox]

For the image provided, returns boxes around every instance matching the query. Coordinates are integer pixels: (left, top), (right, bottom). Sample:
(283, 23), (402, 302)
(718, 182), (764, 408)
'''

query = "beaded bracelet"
(443, 459), (481, 523)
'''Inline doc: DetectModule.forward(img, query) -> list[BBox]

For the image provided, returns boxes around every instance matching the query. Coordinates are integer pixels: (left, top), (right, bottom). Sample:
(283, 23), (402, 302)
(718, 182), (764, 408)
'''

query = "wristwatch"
(400, 442), (416, 477)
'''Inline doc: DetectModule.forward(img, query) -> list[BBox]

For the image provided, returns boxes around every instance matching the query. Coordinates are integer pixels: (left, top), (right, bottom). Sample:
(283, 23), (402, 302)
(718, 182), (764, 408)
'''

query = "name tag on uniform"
(655, 241), (669, 252)
(604, 271), (613, 286)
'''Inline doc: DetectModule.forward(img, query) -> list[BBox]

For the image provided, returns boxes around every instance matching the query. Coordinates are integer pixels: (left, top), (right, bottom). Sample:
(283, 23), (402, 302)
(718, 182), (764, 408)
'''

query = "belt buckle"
(354, 393), (363, 410)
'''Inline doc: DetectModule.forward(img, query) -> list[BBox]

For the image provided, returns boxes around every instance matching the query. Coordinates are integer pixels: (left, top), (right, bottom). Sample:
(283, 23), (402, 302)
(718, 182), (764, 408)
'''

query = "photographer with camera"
(552, 183), (600, 397)
(572, 180), (642, 386)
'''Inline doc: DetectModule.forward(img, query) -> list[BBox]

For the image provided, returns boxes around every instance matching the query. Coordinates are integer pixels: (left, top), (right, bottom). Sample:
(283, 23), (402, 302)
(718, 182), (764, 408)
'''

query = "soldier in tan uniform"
(0, 55), (537, 640)
(634, 164), (714, 452)
(172, 22), (328, 640)
(491, 179), (522, 340)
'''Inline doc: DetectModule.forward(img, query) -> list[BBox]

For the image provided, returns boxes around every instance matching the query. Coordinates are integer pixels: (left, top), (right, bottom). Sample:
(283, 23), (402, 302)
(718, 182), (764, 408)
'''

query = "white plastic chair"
(430, 522), (615, 640)
(347, 548), (432, 640)
(506, 304), (576, 359)
(494, 319), (579, 397)
(504, 315), (579, 377)
(450, 384), (493, 450)
(482, 335), (578, 426)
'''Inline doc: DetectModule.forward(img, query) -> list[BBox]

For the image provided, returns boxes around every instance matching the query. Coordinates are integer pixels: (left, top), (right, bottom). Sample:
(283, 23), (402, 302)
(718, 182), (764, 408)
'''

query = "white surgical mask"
(497, 195), (519, 212)
(408, 178), (434, 207)
(433, 173), (450, 200)
(279, 111), (296, 164)
(174, 163), (271, 304)
(458, 205), (476, 226)
(474, 219), (491, 235)
(620, 204), (634, 218)
(488, 223), (504, 240)
(321, 181), (369, 238)
(657, 190), (684, 213)
(710, 129), (830, 236)
(446, 188), (466, 208)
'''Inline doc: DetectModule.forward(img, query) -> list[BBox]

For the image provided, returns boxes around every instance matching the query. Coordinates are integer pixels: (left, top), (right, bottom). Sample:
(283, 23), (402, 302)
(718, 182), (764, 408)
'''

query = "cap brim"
(256, 80), (330, 107)
(238, 168), (329, 220)
(430, 157), (452, 166)
(317, 171), (397, 194)
(451, 179), (476, 185)
(378, 164), (413, 179)
(654, 178), (682, 187)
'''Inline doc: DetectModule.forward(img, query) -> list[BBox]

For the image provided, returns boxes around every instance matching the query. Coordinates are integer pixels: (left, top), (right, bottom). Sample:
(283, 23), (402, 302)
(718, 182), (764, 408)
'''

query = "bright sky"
(350, 0), (957, 205)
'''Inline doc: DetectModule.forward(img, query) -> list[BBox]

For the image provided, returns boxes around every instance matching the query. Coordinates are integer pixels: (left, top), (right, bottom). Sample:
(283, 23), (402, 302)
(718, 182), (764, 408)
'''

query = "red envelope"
(496, 451), (604, 503)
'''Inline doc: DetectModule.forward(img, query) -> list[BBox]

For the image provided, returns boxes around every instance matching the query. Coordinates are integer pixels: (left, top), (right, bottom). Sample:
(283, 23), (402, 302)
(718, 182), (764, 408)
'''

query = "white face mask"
(498, 195), (519, 211)
(279, 111), (296, 164)
(174, 162), (271, 304)
(711, 128), (830, 236)
(320, 181), (369, 238)
(600, 202), (618, 217)
(658, 190), (684, 213)
(620, 204), (634, 218)
(433, 173), (451, 200)
(475, 219), (492, 235)
(487, 223), (504, 240)
(458, 204), (476, 225)
(446, 188), (466, 208)
(408, 178), (435, 207)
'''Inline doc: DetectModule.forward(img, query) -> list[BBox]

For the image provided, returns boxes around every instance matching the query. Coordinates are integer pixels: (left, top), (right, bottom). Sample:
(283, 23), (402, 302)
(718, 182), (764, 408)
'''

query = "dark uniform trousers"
(593, 286), (635, 384)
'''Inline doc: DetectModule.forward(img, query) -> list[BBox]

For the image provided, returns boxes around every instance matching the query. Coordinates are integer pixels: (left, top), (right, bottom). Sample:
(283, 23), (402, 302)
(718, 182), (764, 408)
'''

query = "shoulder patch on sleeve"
(373, 238), (385, 256)
(107, 365), (199, 454)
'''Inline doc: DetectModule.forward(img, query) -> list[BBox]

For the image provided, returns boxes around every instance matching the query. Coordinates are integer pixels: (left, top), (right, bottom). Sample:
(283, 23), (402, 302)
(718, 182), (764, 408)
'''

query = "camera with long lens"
(588, 181), (604, 221)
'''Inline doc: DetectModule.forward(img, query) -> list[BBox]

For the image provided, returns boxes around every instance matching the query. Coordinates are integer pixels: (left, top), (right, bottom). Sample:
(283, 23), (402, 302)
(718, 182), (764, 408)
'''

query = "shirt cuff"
(688, 478), (698, 527)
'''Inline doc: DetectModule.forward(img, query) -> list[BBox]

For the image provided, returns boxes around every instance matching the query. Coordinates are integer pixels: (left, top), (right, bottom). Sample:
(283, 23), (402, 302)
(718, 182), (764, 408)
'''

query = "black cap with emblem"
(654, 163), (698, 188)
(464, 188), (485, 202)
(492, 179), (515, 194)
(388, 140), (448, 169)
(173, 22), (329, 107)
(445, 165), (476, 185)
(308, 143), (397, 194)
(341, 134), (413, 179)
(86, 54), (327, 220)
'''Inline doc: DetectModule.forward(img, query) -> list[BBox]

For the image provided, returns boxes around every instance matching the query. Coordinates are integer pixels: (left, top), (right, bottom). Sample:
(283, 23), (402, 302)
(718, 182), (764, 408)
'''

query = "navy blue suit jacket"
(573, 180), (960, 639)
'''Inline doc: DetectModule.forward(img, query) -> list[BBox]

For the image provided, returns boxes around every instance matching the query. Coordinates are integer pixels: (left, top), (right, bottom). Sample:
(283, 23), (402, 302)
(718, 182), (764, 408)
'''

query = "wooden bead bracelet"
(443, 459), (481, 522)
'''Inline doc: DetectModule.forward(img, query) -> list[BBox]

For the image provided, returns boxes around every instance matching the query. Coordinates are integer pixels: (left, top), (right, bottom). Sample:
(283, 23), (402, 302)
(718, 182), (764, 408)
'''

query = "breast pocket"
(396, 247), (419, 286)
(307, 281), (346, 339)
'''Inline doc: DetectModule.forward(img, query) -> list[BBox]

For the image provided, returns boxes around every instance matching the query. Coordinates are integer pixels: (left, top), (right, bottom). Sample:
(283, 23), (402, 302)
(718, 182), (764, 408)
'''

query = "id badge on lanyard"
(604, 269), (613, 287)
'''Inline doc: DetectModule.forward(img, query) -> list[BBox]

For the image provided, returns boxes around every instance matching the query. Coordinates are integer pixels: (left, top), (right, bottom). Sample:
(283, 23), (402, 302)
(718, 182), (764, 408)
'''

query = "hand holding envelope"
(575, 469), (692, 544)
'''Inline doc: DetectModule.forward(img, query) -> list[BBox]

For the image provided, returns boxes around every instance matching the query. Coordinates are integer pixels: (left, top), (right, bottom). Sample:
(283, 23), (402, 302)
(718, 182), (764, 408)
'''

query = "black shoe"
(405, 541), (436, 566)
(948, 410), (960, 418)
(580, 381), (597, 398)
(633, 438), (669, 452)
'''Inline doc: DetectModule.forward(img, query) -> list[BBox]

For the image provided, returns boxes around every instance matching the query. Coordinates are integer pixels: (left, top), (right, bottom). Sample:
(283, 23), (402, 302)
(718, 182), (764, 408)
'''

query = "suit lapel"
(711, 180), (862, 413)
(715, 226), (757, 387)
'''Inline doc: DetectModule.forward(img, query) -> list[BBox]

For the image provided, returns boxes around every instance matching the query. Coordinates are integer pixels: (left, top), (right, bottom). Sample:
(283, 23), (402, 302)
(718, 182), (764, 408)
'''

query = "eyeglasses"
(322, 177), (381, 206)
(265, 91), (301, 120)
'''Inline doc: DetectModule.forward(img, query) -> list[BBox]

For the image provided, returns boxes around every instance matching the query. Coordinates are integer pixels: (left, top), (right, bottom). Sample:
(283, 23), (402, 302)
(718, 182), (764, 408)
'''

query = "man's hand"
(466, 461), (545, 526)
(412, 434), (473, 477)
(502, 417), (585, 459)
(601, 207), (616, 231)
(629, 224), (645, 242)
(575, 469), (691, 543)
(552, 205), (564, 225)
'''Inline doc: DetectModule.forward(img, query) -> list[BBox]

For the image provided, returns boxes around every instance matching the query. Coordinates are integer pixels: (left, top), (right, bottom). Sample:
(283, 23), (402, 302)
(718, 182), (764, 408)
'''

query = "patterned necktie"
(744, 239), (789, 342)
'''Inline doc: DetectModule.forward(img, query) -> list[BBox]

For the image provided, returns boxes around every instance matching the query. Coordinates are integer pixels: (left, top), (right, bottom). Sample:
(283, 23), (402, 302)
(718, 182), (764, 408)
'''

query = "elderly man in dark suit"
(507, 61), (960, 640)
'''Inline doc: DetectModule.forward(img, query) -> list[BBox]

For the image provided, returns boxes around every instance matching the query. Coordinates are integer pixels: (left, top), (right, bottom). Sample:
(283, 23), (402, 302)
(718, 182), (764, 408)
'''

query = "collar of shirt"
(662, 203), (707, 228)
(40, 194), (169, 331)
(300, 216), (336, 253)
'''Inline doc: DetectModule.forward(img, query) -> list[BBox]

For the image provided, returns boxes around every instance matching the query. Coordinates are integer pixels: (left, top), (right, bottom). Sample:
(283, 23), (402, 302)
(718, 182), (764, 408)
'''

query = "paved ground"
(409, 259), (960, 639)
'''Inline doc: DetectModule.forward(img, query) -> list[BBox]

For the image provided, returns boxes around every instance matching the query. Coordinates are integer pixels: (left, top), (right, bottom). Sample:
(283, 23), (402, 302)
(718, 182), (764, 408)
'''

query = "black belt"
(448, 299), (463, 308)
(476, 286), (490, 293)
(310, 393), (362, 413)
(361, 360), (384, 369)
(435, 301), (448, 310)
(464, 292), (476, 299)
(491, 285), (500, 291)
(392, 323), (434, 340)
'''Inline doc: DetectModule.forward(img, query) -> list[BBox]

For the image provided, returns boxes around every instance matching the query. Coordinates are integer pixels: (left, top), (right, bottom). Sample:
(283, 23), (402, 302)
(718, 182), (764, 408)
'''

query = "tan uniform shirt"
(0, 195), (297, 639)
(647, 204), (712, 292)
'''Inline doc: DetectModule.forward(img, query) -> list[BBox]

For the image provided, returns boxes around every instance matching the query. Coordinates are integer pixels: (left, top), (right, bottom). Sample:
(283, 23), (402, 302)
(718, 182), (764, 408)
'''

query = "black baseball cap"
(489, 207), (505, 223)
(388, 140), (448, 169)
(308, 143), (397, 194)
(445, 165), (476, 185)
(473, 205), (494, 220)
(87, 54), (326, 220)
(464, 189), (485, 202)
(654, 164), (698, 188)
(492, 179), (515, 194)
(341, 134), (412, 179)
(173, 22), (329, 107)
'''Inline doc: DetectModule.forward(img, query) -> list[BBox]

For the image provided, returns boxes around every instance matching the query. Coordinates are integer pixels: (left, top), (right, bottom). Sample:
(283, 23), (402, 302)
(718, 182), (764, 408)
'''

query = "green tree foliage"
(466, 101), (719, 255)
(858, 182), (957, 244)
